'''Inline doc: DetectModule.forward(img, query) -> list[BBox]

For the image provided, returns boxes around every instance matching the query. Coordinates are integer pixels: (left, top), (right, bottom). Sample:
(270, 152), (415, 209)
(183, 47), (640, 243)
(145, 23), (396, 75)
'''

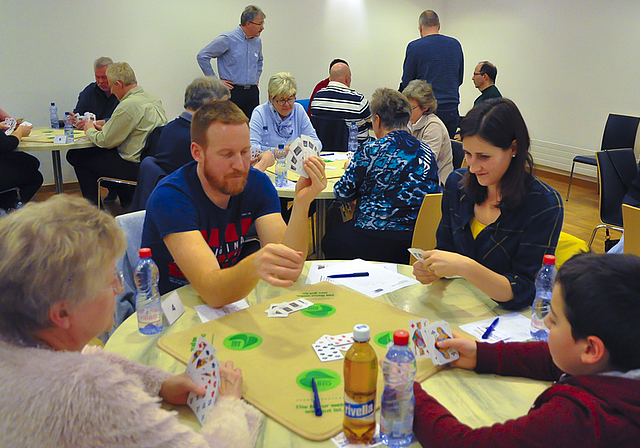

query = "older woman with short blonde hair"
(0, 194), (262, 447)
(249, 72), (321, 153)
(403, 79), (453, 185)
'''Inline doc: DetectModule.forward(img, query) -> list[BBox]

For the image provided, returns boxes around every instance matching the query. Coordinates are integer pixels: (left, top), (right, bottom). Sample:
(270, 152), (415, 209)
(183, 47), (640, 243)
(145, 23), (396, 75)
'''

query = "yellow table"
(19, 127), (94, 193)
(105, 263), (549, 447)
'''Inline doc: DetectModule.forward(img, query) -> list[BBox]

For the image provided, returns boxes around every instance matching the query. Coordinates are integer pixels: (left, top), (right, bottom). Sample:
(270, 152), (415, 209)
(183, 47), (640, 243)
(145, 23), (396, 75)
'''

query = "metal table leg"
(51, 149), (64, 193)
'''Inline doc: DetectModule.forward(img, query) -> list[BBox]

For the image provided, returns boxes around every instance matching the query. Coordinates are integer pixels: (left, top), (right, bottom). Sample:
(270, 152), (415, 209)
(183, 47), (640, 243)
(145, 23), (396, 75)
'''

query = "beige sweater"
(0, 341), (262, 447)
(409, 113), (454, 185)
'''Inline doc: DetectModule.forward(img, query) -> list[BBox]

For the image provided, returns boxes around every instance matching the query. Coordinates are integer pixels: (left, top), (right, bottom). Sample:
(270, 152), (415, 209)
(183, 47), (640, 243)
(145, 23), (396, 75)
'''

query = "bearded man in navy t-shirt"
(142, 100), (327, 307)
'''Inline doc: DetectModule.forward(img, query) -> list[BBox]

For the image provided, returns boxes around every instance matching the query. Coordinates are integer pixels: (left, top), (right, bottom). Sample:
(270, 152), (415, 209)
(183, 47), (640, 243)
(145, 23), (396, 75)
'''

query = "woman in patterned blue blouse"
(413, 98), (563, 310)
(322, 88), (441, 264)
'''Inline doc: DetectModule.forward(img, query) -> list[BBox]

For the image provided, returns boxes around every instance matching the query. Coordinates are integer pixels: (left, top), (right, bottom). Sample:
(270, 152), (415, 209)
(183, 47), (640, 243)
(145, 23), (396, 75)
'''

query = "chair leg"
(566, 160), (577, 201)
(588, 224), (605, 249)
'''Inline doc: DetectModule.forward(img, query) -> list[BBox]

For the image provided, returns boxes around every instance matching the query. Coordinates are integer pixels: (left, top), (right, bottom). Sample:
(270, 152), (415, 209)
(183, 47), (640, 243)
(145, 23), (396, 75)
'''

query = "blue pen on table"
(326, 272), (370, 279)
(320, 152), (334, 156)
(311, 378), (322, 416)
(481, 317), (500, 339)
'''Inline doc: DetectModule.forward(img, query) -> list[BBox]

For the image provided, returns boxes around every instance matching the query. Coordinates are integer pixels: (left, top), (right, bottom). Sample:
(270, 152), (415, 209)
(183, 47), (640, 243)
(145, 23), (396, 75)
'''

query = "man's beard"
(204, 170), (248, 196)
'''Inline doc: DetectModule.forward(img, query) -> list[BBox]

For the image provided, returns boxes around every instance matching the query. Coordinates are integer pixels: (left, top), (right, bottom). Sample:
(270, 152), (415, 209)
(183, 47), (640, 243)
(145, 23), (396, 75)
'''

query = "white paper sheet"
(459, 312), (533, 343)
(305, 259), (416, 298)
(321, 152), (350, 161)
(194, 299), (250, 323)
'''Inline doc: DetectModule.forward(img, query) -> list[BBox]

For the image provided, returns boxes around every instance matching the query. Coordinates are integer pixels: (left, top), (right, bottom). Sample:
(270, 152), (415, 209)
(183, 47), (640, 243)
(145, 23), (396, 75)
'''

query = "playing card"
(407, 248), (424, 261)
(186, 337), (221, 424)
(285, 135), (318, 177)
(327, 332), (354, 348)
(408, 318), (430, 358)
(425, 321), (459, 366)
(312, 341), (344, 362)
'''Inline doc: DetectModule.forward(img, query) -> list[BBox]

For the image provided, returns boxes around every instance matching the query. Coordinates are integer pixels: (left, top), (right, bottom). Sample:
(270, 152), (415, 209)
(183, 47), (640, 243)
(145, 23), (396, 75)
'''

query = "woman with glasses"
(413, 98), (563, 310)
(0, 194), (262, 447)
(249, 72), (322, 154)
(402, 80), (453, 185)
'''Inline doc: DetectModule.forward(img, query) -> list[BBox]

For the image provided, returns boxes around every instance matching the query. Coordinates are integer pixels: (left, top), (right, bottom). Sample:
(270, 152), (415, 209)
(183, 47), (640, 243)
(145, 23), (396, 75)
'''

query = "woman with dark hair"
(413, 98), (563, 310)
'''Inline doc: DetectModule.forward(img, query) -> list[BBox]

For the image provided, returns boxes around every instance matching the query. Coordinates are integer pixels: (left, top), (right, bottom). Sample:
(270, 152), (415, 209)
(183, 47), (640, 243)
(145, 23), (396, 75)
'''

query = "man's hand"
(159, 372), (205, 405)
(220, 79), (234, 90)
(294, 156), (327, 207)
(436, 332), (478, 370)
(219, 360), (243, 398)
(252, 150), (275, 172)
(254, 243), (304, 287)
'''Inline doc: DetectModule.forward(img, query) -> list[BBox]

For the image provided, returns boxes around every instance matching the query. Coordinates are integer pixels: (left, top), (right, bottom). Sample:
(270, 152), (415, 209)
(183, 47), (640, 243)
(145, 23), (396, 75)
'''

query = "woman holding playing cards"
(413, 98), (563, 310)
(0, 194), (262, 447)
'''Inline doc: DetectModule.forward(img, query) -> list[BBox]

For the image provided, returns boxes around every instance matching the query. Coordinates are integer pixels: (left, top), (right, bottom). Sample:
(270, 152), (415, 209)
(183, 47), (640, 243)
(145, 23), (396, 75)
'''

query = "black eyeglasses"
(249, 20), (265, 27)
(273, 96), (296, 106)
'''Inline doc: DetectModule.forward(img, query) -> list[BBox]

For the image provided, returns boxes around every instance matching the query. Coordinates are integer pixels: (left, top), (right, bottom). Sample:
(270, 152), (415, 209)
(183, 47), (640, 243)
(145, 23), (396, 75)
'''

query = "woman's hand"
(422, 249), (470, 279)
(159, 372), (205, 405)
(219, 360), (243, 399)
(436, 332), (478, 370)
(413, 259), (441, 284)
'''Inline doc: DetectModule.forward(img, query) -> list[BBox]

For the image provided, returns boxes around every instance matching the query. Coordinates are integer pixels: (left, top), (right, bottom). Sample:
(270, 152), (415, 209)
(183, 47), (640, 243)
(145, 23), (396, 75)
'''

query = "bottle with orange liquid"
(343, 324), (378, 444)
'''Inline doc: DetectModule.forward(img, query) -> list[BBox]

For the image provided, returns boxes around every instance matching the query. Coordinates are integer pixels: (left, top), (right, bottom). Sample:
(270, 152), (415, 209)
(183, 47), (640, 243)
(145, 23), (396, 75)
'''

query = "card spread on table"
(265, 298), (313, 318)
(312, 332), (355, 362)
(424, 320), (459, 366)
(186, 337), (221, 425)
(409, 318), (431, 358)
(286, 134), (319, 177)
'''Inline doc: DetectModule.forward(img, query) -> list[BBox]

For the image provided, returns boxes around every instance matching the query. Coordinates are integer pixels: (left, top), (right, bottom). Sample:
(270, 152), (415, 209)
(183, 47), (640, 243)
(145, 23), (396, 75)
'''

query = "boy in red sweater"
(413, 252), (640, 447)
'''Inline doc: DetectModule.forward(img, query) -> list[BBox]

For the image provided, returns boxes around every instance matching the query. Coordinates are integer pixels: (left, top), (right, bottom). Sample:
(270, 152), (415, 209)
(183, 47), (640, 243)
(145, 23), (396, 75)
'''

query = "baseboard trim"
(536, 166), (597, 189)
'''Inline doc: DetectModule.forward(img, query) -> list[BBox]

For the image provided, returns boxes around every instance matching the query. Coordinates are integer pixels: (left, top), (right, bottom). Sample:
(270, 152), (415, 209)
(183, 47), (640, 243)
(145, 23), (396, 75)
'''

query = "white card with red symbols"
(186, 337), (220, 425)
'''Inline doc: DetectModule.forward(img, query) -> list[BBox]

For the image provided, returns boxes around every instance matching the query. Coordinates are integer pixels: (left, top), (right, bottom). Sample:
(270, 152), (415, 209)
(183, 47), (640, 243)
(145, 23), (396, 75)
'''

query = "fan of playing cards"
(409, 319), (459, 366)
(186, 337), (221, 425)
(264, 297), (313, 318)
(285, 134), (320, 178)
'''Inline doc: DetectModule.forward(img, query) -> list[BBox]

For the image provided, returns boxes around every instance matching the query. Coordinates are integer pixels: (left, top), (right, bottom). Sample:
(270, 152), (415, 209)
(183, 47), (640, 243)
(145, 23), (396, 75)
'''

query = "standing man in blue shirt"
(400, 10), (464, 138)
(197, 5), (265, 120)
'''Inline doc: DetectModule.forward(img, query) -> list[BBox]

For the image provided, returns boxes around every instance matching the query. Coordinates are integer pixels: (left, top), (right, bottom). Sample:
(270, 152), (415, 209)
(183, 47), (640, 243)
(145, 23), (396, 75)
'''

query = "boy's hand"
(436, 332), (478, 370)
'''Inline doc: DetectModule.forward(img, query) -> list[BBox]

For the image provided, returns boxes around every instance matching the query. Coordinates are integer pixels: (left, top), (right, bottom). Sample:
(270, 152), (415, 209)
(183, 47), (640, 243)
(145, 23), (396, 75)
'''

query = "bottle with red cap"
(135, 248), (163, 335)
(530, 254), (557, 341)
(380, 329), (417, 447)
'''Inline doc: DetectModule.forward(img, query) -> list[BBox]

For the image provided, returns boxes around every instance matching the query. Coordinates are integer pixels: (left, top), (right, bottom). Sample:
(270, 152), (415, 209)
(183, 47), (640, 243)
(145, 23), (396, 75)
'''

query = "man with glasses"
(197, 5), (266, 119)
(472, 61), (502, 106)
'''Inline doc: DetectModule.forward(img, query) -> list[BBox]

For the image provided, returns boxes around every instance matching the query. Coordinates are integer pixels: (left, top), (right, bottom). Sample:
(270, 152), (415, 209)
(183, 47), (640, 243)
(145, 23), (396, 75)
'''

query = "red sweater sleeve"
(475, 341), (565, 382)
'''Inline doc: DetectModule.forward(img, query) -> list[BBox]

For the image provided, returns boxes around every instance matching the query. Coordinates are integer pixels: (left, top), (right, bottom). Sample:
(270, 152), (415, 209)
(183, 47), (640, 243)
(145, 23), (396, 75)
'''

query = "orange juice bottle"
(343, 324), (378, 444)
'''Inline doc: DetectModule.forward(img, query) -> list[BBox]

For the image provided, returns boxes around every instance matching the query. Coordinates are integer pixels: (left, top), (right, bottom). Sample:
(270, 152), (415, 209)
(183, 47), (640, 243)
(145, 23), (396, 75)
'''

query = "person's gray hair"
(0, 194), (126, 344)
(268, 72), (297, 99)
(184, 77), (231, 110)
(240, 5), (265, 26)
(402, 79), (437, 115)
(419, 10), (439, 28)
(370, 88), (412, 130)
(94, 57), (113, 70)
(106, 62), (137, 86)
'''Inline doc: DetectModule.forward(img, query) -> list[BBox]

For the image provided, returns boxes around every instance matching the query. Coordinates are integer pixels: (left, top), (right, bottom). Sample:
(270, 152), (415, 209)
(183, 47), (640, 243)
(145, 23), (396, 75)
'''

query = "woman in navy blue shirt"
(413, 98), (563, 309)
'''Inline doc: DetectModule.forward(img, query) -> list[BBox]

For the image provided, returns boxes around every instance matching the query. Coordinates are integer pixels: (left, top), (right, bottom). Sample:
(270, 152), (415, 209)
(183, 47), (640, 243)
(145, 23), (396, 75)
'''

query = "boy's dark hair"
(557, 252), (640, 371)
(459, 98), (534, 209)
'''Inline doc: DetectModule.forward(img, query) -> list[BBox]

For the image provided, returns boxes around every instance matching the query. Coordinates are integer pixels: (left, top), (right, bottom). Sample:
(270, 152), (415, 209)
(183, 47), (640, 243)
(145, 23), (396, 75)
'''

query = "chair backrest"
(130, 156), (168, 211)
(296, 98), (310, 112)
(310, 114), (349, 152)
(140, 125), (165, 160)
(410, 193), (443, 263)
(623, 204), (640, 257)
(601, 114), (640, 152)
(596, 149), (638, 226)
(108, 210), (146, 339)
(451, 140), (464, 169)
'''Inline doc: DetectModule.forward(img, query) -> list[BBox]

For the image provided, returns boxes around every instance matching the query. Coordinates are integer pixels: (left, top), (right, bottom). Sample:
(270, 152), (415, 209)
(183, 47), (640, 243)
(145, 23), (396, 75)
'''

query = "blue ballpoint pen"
(481, 317), (500, 339)
(312, 378), (322, 416)
(326, 272), (369, 279)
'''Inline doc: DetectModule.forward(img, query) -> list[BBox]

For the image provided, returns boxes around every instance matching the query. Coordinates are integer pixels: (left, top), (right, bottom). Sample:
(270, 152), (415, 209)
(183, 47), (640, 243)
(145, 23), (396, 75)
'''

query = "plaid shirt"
(437, 169), (564, 310)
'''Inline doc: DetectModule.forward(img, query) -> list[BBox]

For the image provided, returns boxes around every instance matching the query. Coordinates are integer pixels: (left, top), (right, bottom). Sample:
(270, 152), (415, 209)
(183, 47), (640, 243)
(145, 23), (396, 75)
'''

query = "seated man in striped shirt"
(309, 62), (372, 148)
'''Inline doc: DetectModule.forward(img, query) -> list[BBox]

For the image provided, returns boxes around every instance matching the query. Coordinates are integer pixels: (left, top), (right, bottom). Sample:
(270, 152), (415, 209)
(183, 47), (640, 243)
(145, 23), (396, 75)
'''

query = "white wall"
(0, 0), (434, 185)
(442, 1), (640, 178)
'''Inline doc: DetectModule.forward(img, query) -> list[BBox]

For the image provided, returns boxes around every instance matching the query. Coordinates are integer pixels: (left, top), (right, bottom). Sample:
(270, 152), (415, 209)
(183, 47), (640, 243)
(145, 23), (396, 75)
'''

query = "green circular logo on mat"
(223, 332), (263, 351)
(374, 331), (394, 348)
(301, 303), (336, 318)
(296, 369), (341, 391)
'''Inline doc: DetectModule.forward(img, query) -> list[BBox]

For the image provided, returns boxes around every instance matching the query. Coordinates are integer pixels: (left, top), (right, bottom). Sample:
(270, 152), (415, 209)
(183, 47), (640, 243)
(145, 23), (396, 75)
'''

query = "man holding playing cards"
(142, 100), (327, 307)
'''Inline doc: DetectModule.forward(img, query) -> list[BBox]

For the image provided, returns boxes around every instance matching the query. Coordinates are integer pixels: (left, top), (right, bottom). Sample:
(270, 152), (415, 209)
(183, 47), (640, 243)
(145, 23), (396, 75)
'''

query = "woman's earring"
(512, 154), (516, 158)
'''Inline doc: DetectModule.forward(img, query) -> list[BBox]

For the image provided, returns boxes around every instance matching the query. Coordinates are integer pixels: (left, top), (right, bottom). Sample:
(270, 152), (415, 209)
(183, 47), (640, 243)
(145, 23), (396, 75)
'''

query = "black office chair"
(588, 149), (638, 247)
(310, 115), (349, 152)
(451, 140), (464, 169)
(567, 113), (640, 200)
(97, 125), (165, 208)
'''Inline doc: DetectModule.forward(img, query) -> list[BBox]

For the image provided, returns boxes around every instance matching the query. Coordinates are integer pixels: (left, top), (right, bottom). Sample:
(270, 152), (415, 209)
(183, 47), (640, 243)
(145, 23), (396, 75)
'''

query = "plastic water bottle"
(64, 112), (74, 143)
(381, 330), (417, 447)
(49, 102), (59, 129)
(135, 248), (163, 335)
(343, 324), (378, 444)
(348, 121), (358, 153)
(261, 125), (271, 152)
(530, 254), (557, 341)
(275, 144), (288, 188)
